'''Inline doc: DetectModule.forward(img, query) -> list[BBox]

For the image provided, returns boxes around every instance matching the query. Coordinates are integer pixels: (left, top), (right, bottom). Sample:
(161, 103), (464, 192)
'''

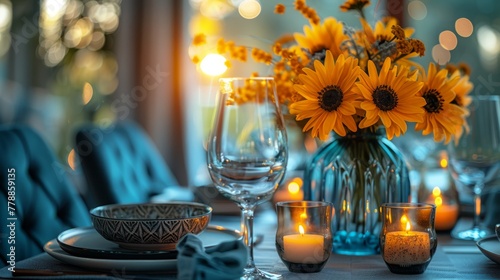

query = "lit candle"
(428, 187), (459, 231)
(384, 217), (430, 265)
(283, 225), (324, 264)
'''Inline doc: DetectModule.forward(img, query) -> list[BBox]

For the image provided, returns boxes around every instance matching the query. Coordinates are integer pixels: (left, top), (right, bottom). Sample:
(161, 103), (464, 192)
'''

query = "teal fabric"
(176, 234), (247, 280)
(0, 125), (91, 265)
(75, 122), (179, 208)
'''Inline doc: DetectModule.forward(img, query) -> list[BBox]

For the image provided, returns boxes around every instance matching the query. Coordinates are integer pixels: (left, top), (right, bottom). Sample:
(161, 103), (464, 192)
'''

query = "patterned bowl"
(90, 202), (212, 250)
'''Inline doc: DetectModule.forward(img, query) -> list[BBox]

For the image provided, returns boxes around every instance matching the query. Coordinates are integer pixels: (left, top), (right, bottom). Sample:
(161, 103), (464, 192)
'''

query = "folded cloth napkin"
(176, 233), (248, 280)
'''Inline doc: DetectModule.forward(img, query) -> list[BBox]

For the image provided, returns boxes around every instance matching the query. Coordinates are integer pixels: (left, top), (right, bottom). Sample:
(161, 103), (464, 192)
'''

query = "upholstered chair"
(74, 121), (186, 209)
(0, 125), (91, 265)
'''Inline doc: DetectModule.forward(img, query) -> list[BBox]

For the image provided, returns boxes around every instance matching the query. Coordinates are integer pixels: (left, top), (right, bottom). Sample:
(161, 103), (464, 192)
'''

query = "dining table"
(1, 203), (499, 280)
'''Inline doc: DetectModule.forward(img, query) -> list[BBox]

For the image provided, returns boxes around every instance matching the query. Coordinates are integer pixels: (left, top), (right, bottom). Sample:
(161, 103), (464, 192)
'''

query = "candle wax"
(435, 203), (459, 231)
(384, 231), (430, 265)
(283, 233), (324, 263)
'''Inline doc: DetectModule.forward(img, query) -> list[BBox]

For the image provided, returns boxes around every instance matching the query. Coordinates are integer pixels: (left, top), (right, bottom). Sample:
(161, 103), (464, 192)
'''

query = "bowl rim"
(89, 202), (213, 221)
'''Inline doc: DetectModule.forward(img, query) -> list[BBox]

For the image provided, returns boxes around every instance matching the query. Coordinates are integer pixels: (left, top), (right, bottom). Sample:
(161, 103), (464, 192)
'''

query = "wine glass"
(448, 95), (500, 240)
(207, 77), (288, 279)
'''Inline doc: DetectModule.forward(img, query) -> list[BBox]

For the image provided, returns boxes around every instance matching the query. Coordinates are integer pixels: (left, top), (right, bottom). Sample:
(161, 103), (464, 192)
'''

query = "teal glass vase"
(303, 128), (411, 255)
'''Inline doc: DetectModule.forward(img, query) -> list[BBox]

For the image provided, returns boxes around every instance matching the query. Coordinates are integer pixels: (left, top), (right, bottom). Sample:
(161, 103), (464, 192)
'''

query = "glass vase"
(303, 128), (411, 255)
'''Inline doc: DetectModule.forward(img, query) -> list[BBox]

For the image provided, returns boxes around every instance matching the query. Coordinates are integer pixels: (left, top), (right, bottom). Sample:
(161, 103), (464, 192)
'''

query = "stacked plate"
(44, 225), (240, 272)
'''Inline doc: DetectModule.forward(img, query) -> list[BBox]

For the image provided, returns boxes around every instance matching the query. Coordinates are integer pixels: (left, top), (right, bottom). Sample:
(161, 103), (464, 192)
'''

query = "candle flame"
(432, 187), (442, 197)
(300, 211), (307, 220)
(298, 225), (305, 236)
(400, 214), (408, 225)
(434, 196), (443, 207)
(405, 221), (411, 232)
(433, 187), (443, 207)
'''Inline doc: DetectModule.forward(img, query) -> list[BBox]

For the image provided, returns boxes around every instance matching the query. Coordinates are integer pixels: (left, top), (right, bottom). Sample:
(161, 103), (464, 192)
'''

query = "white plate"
(476, 236), (500, 265)
(44, 225), (240, 272)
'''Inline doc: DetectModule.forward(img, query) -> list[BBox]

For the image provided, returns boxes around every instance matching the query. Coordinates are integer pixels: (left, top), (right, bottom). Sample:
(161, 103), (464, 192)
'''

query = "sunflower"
(450, 71), (473, 108)
(414, 63), (467, 144)
(355, 57), (425, 140)
(294, 17), (348, 60)
(450, 70), (473, 142)
(290, 51), (360, 141)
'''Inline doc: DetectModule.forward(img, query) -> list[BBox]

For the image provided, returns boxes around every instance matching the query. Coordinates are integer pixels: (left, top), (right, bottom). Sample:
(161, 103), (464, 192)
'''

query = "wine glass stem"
(473, 183), (483, 229)
(241, 207), (256, 270)
(473, 183), (483, 228)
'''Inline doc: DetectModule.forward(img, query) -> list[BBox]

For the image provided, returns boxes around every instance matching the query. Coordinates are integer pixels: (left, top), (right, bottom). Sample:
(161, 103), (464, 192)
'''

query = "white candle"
(283, 225), (324, 264)
(427, 187), (459, 231)
(384, 221), (430, 265)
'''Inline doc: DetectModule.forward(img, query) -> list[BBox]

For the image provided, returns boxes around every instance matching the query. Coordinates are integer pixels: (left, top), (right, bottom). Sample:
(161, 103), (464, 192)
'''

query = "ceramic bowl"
(90, 202), (212, 250)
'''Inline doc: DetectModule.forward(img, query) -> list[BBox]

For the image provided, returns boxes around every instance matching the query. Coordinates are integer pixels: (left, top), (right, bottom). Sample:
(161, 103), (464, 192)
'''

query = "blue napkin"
(176, 234), (247, 280)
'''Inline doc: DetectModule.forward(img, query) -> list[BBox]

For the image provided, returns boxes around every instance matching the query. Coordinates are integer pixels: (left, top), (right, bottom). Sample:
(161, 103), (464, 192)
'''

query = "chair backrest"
(75, 121), (179, 208)
(0, 125), (91, 265)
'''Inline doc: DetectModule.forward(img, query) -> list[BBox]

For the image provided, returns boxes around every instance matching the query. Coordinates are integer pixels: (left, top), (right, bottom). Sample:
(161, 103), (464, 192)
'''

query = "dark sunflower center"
(319, 85), (343, 112)
(423, 89), (443, 113)
(373, 85), (398, 111)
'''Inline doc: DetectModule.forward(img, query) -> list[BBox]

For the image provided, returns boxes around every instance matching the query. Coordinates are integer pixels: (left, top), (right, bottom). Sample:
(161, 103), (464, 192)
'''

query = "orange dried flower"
(192, 33), (206, 46)
(391, 25), (405, 40)
(410, 39), (425, 56)
(340, 0), (370, 12)
(275, 4), (286, 14)
(192, 55), (200, 64)
(396, 39), (412, 54)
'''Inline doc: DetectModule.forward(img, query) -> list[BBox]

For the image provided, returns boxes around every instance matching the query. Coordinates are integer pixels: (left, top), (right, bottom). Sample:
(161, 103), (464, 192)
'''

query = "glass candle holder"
(276, 201), (332, 273)
(417, 150), (459, 232)
(380, 203), (437, 274)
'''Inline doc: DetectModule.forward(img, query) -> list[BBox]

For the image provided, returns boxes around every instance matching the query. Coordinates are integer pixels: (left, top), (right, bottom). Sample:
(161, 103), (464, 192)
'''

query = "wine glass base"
(451, 226), (492, 241)
(241, 268), (282, 280)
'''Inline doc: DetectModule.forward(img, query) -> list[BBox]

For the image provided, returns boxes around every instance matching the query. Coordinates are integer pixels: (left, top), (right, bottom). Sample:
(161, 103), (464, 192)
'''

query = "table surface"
(1, 205), (499, 279)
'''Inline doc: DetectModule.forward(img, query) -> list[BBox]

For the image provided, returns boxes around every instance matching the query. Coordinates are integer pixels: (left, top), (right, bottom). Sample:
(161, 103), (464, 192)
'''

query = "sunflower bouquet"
(191, 0), (473, 144)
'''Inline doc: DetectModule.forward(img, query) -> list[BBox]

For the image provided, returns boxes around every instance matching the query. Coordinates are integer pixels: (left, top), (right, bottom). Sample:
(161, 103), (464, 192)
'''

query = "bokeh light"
(82, 82), (93, 105)
(407, 0), (427, 20)
(200, 53), (228, 76)
(455, 18), (473, 38)
(0, 1), (12, 31)
(432, 44), (451, 65)
(67, 149), (76, 170)
(477, 25), (499, 54)
(439, 30), (457, 50)
(199, 0), (234, 19)
(188, 14), (221, 37)
(238, 0), (261, 19)
(0, 0), (12, 57)
(39, 0), (121, 67)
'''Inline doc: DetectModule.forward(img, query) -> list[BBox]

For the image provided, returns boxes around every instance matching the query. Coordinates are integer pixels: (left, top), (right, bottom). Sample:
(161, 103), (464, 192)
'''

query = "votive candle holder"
(380, 203), (437, 274)
(275, 201), (333, 273)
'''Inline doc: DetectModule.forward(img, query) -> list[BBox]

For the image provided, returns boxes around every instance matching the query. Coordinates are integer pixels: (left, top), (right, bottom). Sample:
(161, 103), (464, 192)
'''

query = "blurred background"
(1, 0), (500, 216)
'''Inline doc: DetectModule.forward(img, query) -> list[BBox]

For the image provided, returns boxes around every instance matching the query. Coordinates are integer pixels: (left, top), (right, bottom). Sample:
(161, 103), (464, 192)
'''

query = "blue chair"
(0, 125), (91, 265)
(74, 121), (187, 209)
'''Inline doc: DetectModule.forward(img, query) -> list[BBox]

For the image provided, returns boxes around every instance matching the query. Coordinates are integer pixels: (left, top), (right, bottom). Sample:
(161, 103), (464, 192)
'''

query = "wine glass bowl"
(448, 95), (500, 241)
(207, 77), (288, 279)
